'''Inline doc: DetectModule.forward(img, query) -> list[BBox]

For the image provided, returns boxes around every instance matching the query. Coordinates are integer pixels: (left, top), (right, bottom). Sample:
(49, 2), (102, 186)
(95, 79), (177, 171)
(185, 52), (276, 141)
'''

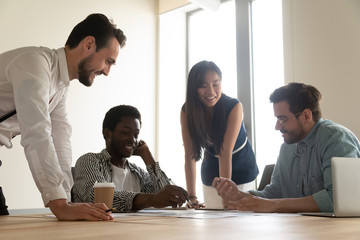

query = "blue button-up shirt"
(250, 119), (360, 212)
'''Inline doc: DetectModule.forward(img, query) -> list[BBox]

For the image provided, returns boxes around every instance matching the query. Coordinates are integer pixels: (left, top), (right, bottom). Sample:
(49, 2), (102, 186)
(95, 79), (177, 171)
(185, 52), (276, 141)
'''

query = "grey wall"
(283, 0), (360, 137)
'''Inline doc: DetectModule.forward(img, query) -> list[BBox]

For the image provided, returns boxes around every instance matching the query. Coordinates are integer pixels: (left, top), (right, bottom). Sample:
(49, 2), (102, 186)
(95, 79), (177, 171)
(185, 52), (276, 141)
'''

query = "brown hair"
(269, 82), (322, 122)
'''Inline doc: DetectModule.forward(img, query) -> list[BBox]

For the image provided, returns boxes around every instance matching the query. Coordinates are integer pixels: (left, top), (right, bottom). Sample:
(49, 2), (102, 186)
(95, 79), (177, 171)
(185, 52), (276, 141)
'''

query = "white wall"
(0, 0), (157, 209)
(283, 0), (360, 137)
(158, 0), (189, 14)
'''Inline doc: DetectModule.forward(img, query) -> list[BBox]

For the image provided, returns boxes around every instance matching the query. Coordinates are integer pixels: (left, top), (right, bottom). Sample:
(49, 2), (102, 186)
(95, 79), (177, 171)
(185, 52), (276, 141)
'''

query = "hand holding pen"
(186, 196), (205, 209)
(153, 185), (189, 208)
(168, 178), (204, 209)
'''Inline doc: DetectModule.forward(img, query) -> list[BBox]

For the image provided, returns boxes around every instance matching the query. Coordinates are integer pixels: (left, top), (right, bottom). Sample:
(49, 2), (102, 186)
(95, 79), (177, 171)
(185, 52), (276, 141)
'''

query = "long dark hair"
(184, 61), (227, 161)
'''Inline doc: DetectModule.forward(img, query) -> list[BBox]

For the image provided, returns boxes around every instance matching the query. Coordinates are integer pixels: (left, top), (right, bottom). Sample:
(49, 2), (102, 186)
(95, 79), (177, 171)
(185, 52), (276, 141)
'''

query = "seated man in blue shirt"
(72, 105), (188, 212)
(212, 82), (360, 213)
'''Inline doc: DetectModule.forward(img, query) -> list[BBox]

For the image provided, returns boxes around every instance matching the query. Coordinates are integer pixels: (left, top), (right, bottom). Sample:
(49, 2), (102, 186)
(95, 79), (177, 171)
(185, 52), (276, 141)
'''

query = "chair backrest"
(70, 167), (75, 202)
(71, 167), (75, 179)
(257, 164), (275, 191)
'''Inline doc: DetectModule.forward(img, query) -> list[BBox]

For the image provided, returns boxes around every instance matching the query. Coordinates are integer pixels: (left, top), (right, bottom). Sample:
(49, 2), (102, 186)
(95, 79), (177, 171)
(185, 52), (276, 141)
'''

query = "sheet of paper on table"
(43, 207), (300, 219)
(112, 208), (255, 219)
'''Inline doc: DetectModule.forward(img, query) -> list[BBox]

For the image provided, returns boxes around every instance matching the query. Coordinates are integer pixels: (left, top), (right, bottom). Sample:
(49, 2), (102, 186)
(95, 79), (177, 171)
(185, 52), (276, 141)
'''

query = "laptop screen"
(331, 157), (360, 217)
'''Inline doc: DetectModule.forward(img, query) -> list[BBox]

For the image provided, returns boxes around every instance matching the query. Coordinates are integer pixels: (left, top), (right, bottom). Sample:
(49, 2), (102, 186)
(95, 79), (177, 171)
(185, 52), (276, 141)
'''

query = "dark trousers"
(1, 149), (9, 215)
(0, 186), (9, 215)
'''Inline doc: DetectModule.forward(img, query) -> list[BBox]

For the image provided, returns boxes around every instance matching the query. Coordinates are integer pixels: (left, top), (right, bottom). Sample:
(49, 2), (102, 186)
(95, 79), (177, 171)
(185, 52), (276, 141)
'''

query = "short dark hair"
(65, 13), (126, 51)
(269, 82), (322, 122)
(102, 105), (142, 133)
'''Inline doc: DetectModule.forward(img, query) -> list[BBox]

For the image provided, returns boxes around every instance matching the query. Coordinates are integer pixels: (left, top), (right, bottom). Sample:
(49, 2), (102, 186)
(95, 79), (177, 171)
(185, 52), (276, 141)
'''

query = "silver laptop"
(301, 157), (360, 217)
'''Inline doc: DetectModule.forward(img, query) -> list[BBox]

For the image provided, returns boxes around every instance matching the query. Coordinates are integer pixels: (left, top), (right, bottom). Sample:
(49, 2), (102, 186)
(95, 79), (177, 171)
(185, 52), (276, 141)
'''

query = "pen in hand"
(186, 197), (196, 208)
(105, 208), (116, 213)
(169, 178), (194, 208)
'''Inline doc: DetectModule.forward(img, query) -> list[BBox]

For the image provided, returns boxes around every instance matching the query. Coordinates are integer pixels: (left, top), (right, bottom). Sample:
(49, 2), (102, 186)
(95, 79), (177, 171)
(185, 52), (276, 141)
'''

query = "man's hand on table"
(48, 199), (113, 221)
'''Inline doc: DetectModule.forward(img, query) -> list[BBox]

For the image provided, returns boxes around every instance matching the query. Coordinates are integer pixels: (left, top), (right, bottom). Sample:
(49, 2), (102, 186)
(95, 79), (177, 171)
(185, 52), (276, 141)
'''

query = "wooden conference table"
(1, 208), (360, 240)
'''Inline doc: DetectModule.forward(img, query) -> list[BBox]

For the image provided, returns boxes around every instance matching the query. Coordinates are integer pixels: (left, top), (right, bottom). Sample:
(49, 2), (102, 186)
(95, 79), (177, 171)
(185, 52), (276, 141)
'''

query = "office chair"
(71, 166), (75, 179)
(257, 164), (275, 191)
(70, 167), (76, 202)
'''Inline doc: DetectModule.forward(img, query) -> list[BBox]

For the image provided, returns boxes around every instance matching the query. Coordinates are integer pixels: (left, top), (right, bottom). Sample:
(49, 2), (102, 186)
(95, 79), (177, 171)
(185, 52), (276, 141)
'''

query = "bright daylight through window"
(158, 0), (284, 202)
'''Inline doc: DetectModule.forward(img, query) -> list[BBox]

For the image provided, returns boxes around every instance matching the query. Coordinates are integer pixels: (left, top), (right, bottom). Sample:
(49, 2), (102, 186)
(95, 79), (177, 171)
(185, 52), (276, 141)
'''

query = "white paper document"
(112, 208), (253, 219)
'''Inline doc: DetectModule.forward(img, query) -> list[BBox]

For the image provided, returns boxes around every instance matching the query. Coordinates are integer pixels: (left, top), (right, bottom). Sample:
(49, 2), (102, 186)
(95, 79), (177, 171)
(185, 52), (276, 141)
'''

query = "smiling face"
(78, 37), (120, 86)
(197, 70), (222, 108)
(106, 116), (140, 160)
(273, 101), (309, 144)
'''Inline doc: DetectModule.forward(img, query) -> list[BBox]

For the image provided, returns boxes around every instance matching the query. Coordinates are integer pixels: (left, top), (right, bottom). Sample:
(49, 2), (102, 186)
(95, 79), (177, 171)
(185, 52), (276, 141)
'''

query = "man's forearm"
(141, 151), (156, 169)
(132, 193), (153, 210)
(272, 195), (320, 213)
(48, 199), (113, 221)
(227, 195), (321, 213)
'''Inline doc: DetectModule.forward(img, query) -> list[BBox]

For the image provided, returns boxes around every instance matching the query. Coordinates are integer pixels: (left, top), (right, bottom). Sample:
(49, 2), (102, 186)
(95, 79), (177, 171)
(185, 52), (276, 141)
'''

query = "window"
(157, 0), (284, 200)
(252, 0), (284, 179)
(157, 9), (187, 189)
(158, 2), (236, 202)
(188, 1), (237, 98)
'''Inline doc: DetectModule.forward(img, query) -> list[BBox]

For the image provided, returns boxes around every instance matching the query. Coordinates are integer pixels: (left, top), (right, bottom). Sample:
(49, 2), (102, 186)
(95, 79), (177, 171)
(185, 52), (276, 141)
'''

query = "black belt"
(0, 110), (17, 168)
(0, 110), (16, 123)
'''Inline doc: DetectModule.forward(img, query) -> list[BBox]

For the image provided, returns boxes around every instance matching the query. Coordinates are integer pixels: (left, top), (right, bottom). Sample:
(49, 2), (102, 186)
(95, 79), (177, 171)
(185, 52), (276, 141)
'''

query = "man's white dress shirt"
(0, 46), (72, 205)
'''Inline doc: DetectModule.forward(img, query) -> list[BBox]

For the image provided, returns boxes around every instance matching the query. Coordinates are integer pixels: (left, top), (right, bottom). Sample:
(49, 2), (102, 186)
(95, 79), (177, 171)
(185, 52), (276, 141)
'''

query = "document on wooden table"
(112, 208), (253, 219)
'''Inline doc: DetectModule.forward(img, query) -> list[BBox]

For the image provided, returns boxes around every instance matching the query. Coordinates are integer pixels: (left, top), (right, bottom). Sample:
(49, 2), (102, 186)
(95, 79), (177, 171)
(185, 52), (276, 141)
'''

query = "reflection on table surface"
(1, 208), (360, 240)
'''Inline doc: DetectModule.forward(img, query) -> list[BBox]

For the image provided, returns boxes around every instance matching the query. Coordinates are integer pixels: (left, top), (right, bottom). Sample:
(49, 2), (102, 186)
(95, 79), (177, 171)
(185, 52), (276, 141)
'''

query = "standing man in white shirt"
(0, 13), (126, 220)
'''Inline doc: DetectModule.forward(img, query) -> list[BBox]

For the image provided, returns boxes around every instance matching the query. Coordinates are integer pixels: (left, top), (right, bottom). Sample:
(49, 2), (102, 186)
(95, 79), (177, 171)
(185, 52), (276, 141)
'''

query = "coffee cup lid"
(93, 181), (115, 188)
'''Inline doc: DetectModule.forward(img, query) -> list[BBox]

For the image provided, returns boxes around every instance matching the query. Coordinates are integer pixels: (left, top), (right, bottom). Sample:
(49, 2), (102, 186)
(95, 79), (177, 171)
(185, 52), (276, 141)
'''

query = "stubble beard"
(78, 55), (94, 87)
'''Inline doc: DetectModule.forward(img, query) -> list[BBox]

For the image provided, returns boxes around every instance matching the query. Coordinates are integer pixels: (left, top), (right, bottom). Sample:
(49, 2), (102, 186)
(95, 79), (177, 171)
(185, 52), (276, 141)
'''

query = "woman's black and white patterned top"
(72, 149), (171, 212)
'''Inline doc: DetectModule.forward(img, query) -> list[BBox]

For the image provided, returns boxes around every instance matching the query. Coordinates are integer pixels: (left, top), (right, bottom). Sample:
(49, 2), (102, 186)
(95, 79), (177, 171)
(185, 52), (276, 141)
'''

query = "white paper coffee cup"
(93, 182), (115, 208)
